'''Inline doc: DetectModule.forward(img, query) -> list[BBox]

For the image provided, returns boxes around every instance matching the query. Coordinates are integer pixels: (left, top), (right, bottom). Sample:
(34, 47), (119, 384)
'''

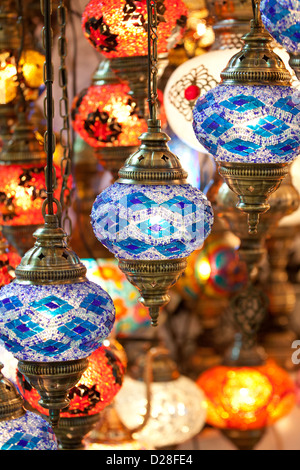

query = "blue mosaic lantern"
(260, 0), (300, 79)
(0, 281), (115, 363)
(193, 84), (300, 164)
(260, 0), (300, 53)
(91, 183), (213, 261)
(192, 0), (300, 234)
(0, 364), (58, 450)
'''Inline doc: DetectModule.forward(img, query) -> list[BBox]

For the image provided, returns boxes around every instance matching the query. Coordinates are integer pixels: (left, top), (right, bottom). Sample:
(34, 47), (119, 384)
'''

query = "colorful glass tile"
(260, 0), (300, 53)
(193, 84), (300, 163)
(0, 412), (57, 450)
(91, 183), (213, 260)
(0, 281), (115, 362)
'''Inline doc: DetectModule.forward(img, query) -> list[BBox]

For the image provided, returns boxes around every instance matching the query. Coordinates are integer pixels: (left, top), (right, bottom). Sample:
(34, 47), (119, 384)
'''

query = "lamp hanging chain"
(41, 0), (58, 218)
(147, 0), (159, 126)
(57, 0), (73, 238)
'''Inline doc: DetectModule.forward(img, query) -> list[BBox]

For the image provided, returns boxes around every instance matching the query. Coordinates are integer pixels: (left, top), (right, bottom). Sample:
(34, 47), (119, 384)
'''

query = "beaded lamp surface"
(260, 0), (300, 53)
(192, 84), (300, 164)
(81, 0), (188, 58)
(71, 83), (148, 149)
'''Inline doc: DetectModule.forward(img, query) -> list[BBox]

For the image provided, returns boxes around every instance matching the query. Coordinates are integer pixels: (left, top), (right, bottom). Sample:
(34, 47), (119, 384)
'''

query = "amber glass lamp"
(17, 343), (125, 450)
(197, 360), (296, 449)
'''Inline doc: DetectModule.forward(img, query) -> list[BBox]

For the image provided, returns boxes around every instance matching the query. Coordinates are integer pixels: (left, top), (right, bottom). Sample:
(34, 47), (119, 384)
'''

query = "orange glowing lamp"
(81, 0), (187, 58)
(71, 83), (148, 149)
(0, 163), (64, 227)
(17, 343), (126, 419)
(197, 360), (296, 431)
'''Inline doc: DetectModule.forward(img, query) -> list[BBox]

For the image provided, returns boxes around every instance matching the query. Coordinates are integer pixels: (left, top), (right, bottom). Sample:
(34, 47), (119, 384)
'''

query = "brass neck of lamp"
(14, 214), (87, 285)
(220, 0), (292, 86)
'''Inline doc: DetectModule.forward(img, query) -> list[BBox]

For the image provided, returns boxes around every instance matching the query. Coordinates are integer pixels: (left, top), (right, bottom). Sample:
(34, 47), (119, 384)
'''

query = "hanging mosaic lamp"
(17, 343), (125, 450)
(91, 0), (213, 327)
(164, 0), (299, 154)
(0, 363), (58, 450)
(192, 0), (300, 235)
(115, 348), (207, 449)
(71, 59), (148, 178)
(0, 106), (64, 256)
(81, 0), (187, 117)
(0, 0), (116, 428)
(260, 0), (300, 79)
(197, 360), (296, 450)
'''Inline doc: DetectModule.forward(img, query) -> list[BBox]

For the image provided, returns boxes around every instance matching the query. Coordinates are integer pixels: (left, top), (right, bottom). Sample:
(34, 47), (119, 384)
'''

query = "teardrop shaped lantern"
(193, 0), (300, 235)
(91, 0), (214, 327)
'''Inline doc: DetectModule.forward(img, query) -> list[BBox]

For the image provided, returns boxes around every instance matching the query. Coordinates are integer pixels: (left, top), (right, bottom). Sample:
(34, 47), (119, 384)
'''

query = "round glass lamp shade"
(0, 163), (64, 226)
(0, 280), (115, 362)
(0, 411), (58, 450)
(71, 83), (148, 149)
(260, 0), (300, 53)
(82, 258), (151, 335)
(114, 375), (207, 448)
(17, 344), (125, 418)
(81, 0), (187, 58)
(197, 360), (296, 431)
(91, 183), (214, 261)
(164, 48), (300, 153)
(192, 84), (300, 163)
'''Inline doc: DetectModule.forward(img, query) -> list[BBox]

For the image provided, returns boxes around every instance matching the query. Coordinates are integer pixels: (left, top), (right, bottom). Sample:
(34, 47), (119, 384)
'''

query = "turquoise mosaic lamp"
(193, 0), (300, 234)
(260, 0), (300, 79)
(91, 0), (214, 327)
(0, 364), (58, 450)
(0, 0), (115, 427)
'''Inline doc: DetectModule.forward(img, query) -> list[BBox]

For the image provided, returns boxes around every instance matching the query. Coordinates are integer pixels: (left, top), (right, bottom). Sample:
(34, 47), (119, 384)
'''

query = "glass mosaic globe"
(192, 84), (300, 163)
(114, 375), (207, 448)
(71, 83), (148, 149)
(260, 0), (300, 53)
(0, 411), (58, 450)
(197, 360), (296, 431)
(91, 183), (213, 261)
(81, 0), (187, 58)
(0, 281), (115, 362)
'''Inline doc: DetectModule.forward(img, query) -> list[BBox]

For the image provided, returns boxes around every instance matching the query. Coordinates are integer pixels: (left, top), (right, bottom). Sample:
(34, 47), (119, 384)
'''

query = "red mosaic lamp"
(16, 342), (126, 450)
(81, 0), (187, 118)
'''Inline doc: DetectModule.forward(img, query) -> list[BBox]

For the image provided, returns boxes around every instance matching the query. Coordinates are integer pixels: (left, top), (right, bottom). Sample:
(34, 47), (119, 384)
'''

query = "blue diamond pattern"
(223, 138), (260, 157)
(267, 138), (300, 156)
(0, 296), (23, 313)
(220, 94), (265, 112)
(247, 116), (289, 137)
(30, 295), (73, 317)
(274, 97), (300, 116)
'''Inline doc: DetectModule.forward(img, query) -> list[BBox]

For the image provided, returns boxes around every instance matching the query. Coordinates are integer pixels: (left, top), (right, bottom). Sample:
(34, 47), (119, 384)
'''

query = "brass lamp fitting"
(0, 363), (26, 423)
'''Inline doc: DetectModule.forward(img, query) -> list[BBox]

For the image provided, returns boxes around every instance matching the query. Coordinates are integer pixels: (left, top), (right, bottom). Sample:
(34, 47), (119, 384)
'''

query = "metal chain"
(57, 0), (73, 238)
(41, 0), (59, 218)
(147, 0), (159, 124)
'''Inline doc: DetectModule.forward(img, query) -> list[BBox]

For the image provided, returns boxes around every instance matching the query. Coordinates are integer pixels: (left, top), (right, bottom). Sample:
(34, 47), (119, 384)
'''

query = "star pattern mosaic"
(0, 281), (115, 361)
(192, 84), (300, 163)
(91, 183), (213, 260)
(0, 412), (57, 450)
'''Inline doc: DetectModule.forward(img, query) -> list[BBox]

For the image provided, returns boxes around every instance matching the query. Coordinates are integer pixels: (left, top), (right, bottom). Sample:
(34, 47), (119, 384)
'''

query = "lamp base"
(222, 428), (265, 450)
(53, 414), (101, 450)
(218, 161), (289, 235)
(18, 358), (89, 428)
(289, 52), (300, 80)
(118, 258), (188, 326)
